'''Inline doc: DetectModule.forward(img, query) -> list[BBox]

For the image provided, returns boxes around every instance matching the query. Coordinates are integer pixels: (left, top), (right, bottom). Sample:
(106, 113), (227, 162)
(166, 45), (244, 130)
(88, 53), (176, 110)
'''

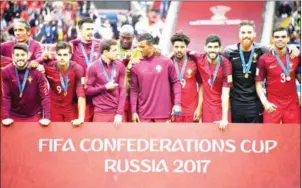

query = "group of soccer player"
(1, 18), (301, 128)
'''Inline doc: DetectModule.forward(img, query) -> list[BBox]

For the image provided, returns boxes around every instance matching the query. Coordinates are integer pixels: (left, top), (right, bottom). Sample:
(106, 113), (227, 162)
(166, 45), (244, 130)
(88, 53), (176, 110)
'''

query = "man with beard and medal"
(70, 17), (101, 122)
(223, 20), (300, 123)
(194, 35), (232, 130)
(255, 27), (301, 124)
(43, 42), (86, 126)
(169, 32), (202, 122)
(86, 40), (126, 126)
(130, 33), (181, 123)
(1, 44), (50, 126)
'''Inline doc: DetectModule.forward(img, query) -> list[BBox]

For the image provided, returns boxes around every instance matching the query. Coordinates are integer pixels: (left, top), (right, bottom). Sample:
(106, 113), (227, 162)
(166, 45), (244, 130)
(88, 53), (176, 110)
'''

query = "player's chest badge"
(156, 65), (162, 73)
(186, 68), (193, 78)
(28, 76), (32, 84)
(253, 53), (258, 63)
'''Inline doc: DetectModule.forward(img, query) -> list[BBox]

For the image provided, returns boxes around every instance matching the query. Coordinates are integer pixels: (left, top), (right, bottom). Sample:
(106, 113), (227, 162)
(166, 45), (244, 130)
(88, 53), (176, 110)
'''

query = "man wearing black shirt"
(223, 21), (268, 123)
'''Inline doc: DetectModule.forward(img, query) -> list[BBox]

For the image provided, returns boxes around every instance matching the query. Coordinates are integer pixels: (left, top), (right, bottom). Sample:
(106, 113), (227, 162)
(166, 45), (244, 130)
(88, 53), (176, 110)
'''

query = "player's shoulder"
(114, 60), (126, 68)
(0, 40), (14, 48)
(157, 55), (173, 63)
(223, 44), (238, 55)
(69, 38), (81, 46)
(30, 39), (42, 47)
(2, 63), (14, 74)
(254, 43), (269, 52)
(30, 68), (44, 78)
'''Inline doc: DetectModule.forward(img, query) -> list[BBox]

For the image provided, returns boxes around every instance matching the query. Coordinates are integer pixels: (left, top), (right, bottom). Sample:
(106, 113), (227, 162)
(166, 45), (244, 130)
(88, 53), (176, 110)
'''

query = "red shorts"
(93, 112), (127, 122)
(124, 97), (132, 122)
(51, 106), (77, 122)
(173, 115), (197, 123)
(264, 104), (300, 124)
(140, 118), (171, 123)
(202, 106), (222, 123)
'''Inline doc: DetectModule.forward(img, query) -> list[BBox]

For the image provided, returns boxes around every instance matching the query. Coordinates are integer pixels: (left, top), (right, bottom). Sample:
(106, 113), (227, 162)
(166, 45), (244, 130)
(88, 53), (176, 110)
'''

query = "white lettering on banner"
(104, 159), (169, 173)
(104, 159), (211, 173)
(77, 138), (238, 153)
(38, 138), (75, 152)
(240, 140), (278, 153)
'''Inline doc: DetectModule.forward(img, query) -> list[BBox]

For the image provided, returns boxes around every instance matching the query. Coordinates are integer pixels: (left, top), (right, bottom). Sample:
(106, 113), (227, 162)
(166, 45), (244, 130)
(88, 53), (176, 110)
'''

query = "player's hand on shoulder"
(29, 60), (39, 69)
(39, 119), (51, 127)
(105, 82), (118, 90)
(2, 118), (14, 127)
(288, 45), (300, 59)
(37, 64), (45, 74)
(131, 58), (141, 65)
(71, 119), (83, 127)
(132, 113), (140, 123)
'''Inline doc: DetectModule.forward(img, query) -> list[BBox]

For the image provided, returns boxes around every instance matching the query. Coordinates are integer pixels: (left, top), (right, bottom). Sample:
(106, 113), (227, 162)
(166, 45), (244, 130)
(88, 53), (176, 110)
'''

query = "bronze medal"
(244, 73), (249, 78)
(286, 76), (291, 81)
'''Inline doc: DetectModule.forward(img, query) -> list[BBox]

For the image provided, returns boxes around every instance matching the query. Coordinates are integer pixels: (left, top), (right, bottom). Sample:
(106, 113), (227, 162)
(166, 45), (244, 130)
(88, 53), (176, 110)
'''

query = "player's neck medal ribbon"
(79, 41), (95, 66)
(58, 64), (71, 96)
(273, 49), (291, 81)
(174, 55), (188, 88)
(207, 55), (221, 88)
(15, 67), (29, 98)
(239, 45), (255, 79)
(99, 58), (115, 82)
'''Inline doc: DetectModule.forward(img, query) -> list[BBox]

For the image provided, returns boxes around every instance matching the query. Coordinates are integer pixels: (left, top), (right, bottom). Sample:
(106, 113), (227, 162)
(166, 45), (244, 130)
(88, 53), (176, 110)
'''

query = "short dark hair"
(137, 33), (154, 45)
(205, 34), (221, 46)
(239, 20), (256, 30)
(170, 32), (190, 46)
(272, 26), (289, 36)
(100, 39), (117, 53)
(13, 44), (29, 53)
(78, 17), (94, 29)
(56, 41), (72, 54)
(14, 19), (31, 31)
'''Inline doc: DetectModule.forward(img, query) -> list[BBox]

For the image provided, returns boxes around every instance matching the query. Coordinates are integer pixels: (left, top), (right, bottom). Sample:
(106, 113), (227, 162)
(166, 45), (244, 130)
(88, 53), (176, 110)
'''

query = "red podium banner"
(1, 123), (300, 188)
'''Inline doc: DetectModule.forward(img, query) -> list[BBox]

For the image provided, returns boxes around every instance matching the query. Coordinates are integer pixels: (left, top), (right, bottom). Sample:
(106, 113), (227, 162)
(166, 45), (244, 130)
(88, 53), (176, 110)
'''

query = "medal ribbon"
(99, 59), (115, 82)
(58, 64), (71, 94)
(79, 41), (95, 66)
(273, 50), (290, 77)
(15, 67), (29, 96)
(239, 45), (255, 74)
(173, 55), (188, 81)
(207, 56), (221, 86)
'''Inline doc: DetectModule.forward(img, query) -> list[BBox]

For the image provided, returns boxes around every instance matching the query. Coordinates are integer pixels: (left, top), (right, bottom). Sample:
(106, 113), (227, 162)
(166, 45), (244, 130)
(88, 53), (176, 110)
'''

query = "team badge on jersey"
(156, 65), (162, 72)
(28, 76), (32, 84)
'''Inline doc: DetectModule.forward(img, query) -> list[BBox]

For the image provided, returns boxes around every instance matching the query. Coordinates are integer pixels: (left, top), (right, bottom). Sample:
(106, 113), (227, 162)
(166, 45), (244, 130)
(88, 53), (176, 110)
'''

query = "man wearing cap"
(1, 44), (51, 126)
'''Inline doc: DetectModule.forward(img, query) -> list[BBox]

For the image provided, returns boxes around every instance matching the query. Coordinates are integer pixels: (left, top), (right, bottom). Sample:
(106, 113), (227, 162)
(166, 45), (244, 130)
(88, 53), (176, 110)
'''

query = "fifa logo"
(210, 5), (231, 21)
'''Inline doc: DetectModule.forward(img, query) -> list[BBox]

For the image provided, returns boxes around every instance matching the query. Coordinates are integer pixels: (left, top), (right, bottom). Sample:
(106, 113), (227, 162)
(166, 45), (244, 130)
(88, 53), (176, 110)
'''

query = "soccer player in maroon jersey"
(86, 40), (126, 125)
(130, 33), (182, 123)
(0, 20), (45, 68)
(169, 32), (202, 122)
(255, 27), (301, 124)
(194, 35), (233, 129)
(1, 44), (50, 126)
(70, 17), (101, 122)
(43, 42), (86, 126)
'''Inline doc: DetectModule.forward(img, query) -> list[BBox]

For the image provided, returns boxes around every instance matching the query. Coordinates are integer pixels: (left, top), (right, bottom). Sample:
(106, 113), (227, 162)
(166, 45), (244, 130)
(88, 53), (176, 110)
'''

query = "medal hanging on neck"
(15, 67), (29, 98)
(273, 49), (291, 81)
(174, 56), (188, 88)
(99, 58), (115, 83)
(79, 41), (95, 66)
(207, 56), (221, 88)
(239, 45), (255, 79)
(58, 64), (71, 96)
